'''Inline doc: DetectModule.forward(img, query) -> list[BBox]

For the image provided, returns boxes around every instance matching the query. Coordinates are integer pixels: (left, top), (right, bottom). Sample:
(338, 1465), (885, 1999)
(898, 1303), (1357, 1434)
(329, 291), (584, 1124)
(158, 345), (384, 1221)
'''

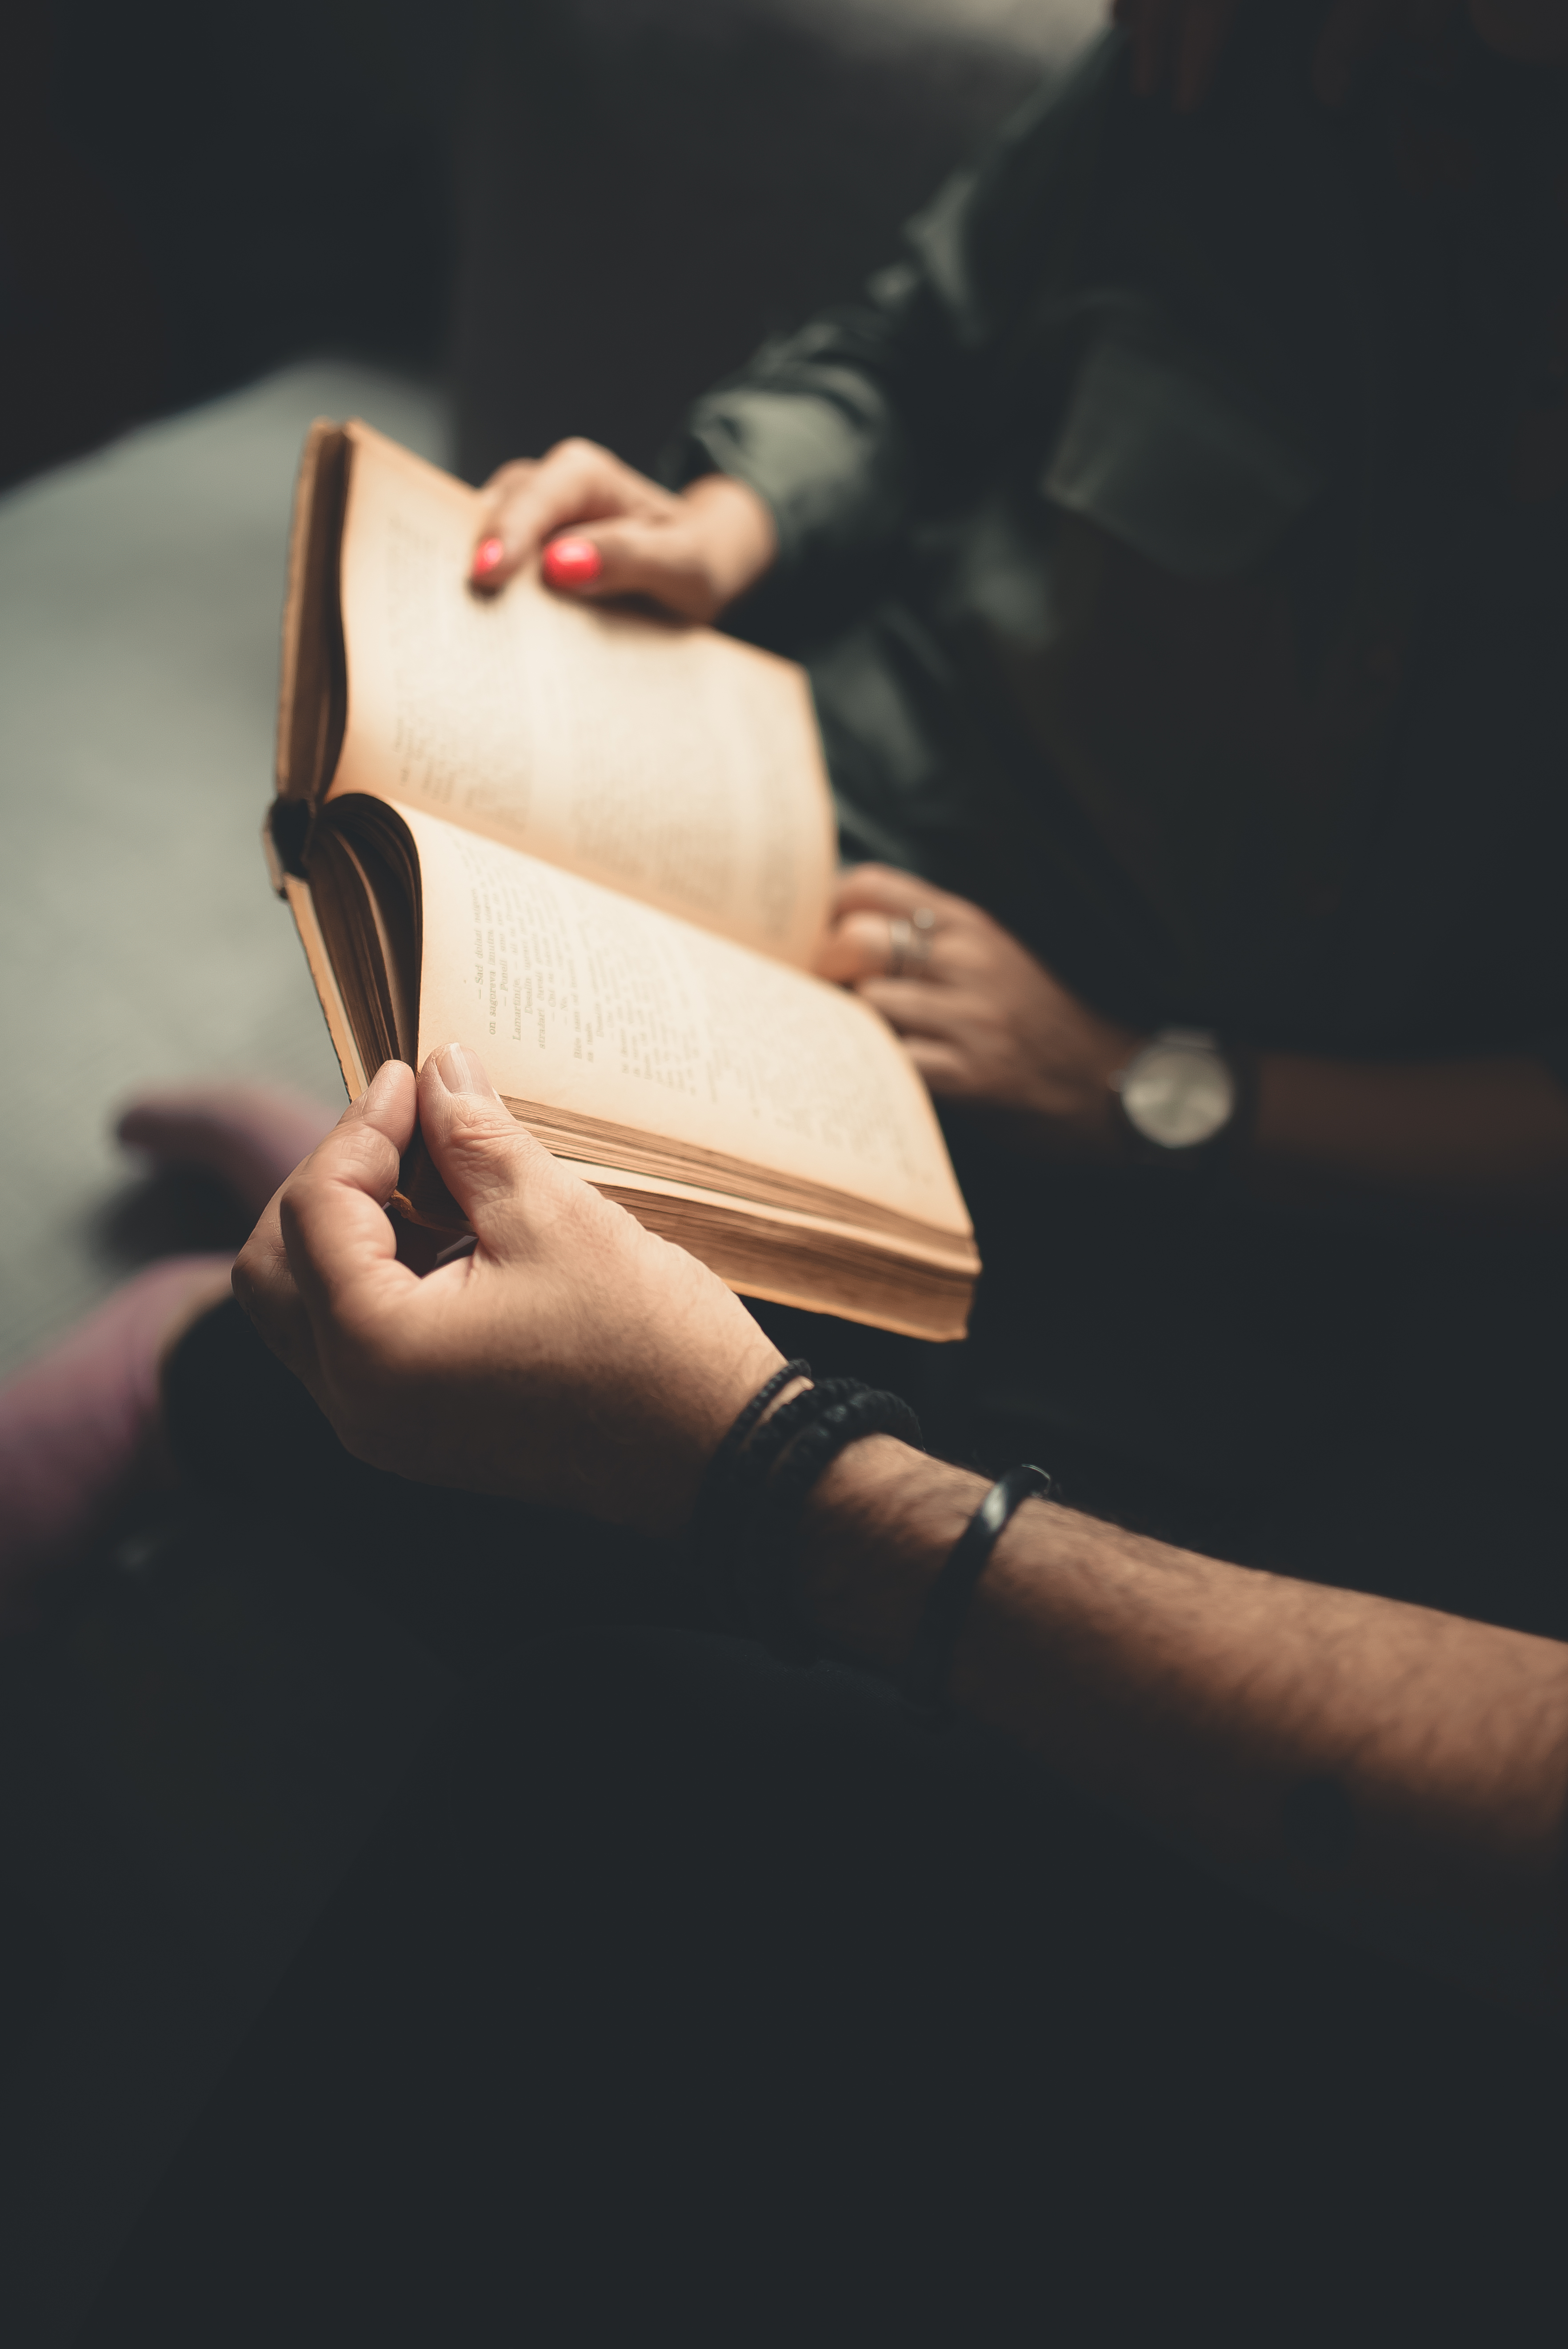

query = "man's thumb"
(416, 1042), (554, 1249)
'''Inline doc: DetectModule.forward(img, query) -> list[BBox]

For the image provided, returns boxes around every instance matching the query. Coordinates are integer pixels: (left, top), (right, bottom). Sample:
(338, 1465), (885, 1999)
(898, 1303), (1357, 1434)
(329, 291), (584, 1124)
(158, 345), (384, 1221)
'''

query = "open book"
(267, 419), (979, 1341)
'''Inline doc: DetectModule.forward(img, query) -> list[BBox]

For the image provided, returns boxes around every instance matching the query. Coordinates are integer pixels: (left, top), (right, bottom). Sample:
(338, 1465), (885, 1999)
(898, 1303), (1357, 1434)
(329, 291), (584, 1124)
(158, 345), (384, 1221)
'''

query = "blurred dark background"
(0, 0), (1095, 496)
(0, 0), (456, 490)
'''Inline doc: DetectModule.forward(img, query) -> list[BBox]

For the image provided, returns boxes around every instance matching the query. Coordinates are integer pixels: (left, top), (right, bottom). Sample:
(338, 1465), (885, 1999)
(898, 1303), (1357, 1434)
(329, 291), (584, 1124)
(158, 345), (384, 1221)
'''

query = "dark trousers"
(78, 1301), (1568, 2341)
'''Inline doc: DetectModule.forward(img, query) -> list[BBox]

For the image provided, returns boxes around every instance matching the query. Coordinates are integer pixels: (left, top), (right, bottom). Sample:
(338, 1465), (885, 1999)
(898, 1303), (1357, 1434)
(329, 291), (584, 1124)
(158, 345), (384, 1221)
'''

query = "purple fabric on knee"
(116, 1084), (336, 1223)
(0, 1256), (233, 1620)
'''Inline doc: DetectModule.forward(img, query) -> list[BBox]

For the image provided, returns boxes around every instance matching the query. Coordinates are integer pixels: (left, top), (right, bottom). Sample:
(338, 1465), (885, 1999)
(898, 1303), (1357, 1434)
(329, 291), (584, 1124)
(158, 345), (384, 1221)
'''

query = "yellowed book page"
(562, 1162), (978, 1277)
(578, 1172), (972, 1342)
(328, 421), (836, 967)
(405, 802), (972, 1243)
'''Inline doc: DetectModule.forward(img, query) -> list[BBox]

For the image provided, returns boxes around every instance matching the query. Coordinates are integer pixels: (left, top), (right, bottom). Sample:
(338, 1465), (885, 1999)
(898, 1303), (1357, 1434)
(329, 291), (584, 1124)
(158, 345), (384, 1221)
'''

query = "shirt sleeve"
(1527, 1037), (1568, 1098)
(661, 31), (1123, 602)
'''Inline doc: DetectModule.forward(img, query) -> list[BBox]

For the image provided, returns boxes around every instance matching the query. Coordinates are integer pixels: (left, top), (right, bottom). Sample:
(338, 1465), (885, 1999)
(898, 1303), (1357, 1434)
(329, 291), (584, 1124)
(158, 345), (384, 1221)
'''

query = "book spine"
(282, 874), (363, 1104)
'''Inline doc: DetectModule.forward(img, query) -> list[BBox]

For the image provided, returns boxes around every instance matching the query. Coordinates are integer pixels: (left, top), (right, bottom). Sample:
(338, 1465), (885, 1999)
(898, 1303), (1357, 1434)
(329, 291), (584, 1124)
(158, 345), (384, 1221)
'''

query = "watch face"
(1120, 1037), (1237, 1149)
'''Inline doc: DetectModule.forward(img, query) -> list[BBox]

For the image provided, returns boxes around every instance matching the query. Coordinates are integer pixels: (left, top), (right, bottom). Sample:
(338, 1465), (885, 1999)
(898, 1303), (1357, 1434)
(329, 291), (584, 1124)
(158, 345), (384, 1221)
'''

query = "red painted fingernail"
(472, 535), (504, 581)
(542, 535), (603, 590)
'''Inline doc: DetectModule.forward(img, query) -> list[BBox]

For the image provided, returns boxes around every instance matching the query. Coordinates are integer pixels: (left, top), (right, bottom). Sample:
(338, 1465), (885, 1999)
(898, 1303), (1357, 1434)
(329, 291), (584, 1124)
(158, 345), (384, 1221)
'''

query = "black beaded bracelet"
(900, 1463), (1052, 1714)
(694, 1366), (923, 1660)
(735, 1385), (924, 1660)
(688, 1356), (811, 1579)
(691, 1371), (858, 1606)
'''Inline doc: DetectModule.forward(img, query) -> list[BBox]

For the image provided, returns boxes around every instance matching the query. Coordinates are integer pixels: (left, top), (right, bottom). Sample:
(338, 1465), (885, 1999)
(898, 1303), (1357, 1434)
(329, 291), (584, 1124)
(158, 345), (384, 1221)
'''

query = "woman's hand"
(816, 866), (1142, 1154)
(232, 1051), (784, 1538)
(468, 437), (778, 621)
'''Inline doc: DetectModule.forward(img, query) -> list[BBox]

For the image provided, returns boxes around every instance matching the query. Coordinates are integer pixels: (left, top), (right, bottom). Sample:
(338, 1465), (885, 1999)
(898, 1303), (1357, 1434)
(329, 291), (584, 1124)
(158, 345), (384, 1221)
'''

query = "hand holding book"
(234, 1050), (784, 1537)
(468, 437), (778, 620)
(816, 863), (1143, 1156)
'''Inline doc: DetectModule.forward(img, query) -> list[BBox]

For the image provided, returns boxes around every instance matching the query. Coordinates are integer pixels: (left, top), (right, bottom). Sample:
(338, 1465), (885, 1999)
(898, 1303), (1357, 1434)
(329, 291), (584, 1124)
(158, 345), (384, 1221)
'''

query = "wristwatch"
(1111, 1028), (1244, 1158)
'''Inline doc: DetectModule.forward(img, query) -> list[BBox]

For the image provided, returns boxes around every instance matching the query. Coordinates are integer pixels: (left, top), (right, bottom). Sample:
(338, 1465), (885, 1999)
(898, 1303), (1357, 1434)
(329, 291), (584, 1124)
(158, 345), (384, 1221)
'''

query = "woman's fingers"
(897, 1037), (973, 1097)
(818, 869), (976, 990)
(540, 475), (778, 619)
(472, 463), (778, 618)
(816, 908), (916, 985)
(536, 516), (728, 622)
(827, 863), (960, 921)
(856, 976), (971, 1038)
(470, 440), (668, 590)
(828, 947), (980, 1091)
(818, 909), (959, 989)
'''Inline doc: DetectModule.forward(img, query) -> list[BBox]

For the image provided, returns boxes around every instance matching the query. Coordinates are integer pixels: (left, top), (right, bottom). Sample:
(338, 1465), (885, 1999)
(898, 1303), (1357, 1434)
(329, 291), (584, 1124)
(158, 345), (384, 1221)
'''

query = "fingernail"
(434, 1041), (492, 1097)
(542, 535), (602, 590)
(472, 535), (505, 581)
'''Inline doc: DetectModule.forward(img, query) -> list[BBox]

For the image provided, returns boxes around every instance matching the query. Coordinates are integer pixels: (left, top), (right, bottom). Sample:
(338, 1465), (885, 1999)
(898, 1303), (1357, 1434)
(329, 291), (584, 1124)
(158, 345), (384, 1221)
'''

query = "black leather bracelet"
(712, 1358), (812, 1469)
(900, 1464), (1052, 1715)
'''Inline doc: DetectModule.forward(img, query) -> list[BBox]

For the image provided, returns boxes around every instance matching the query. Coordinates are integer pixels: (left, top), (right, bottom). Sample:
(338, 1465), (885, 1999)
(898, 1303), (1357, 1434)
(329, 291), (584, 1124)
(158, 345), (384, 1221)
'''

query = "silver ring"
(887, 907), (937, 980)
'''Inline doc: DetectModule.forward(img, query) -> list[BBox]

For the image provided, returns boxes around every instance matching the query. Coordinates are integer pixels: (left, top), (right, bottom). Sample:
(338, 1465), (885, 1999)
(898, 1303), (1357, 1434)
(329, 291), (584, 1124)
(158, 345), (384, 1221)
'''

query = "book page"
(404, 801), (972, 1242)
(328, 422), (836, 967)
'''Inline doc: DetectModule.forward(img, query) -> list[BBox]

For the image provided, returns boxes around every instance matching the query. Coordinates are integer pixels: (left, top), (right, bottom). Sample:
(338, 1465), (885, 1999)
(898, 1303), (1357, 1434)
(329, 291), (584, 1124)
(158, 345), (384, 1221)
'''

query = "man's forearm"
(798, 1441), (1568, 2015)
(1246, 1052), (1568, 1217)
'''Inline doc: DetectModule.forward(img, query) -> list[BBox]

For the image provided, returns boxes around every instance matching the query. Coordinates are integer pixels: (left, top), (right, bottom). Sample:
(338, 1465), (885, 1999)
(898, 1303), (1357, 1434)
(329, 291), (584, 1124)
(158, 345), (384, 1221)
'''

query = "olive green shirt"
(674, 10), (1568, 1077)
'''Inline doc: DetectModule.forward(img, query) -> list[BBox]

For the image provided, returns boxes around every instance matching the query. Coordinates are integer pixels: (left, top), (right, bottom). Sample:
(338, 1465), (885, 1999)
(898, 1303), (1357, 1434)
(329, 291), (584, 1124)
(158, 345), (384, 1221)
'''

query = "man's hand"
(1111, 0), (1463, 111)
(468, 438), (778, 620)
(816, 866), (1141, 1151)
(232, 1049), (784, 1537)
